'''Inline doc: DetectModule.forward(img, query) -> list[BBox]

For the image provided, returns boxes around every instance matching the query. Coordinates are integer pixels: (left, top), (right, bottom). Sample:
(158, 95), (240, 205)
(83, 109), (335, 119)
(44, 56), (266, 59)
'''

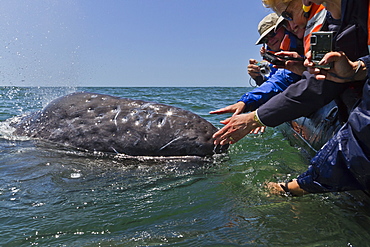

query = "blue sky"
(0, 0), (273, 87)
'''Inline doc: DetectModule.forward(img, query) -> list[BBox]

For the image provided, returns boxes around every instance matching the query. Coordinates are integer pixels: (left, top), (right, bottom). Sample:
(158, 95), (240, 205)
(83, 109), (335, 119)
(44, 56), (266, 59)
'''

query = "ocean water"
(1, 86), (370, 246)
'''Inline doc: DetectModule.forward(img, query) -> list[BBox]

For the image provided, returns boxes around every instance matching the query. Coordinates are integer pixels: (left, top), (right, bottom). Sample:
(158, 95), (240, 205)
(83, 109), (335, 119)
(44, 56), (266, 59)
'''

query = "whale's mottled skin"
(13, 92), (228, 157)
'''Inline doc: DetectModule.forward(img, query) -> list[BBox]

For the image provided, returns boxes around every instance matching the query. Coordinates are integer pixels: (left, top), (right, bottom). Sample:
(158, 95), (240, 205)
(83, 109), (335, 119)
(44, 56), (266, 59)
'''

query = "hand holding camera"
(305, 51), (367, 83)
(248, 59), (269, 80)
(305, 31), (367, 82)
(263, 51), (306, 75)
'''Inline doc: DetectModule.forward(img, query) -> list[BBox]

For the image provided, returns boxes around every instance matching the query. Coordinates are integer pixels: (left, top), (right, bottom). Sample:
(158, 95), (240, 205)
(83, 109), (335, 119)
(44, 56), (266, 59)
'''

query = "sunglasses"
(281, 1), (293, 21)
(261, 31), (277, 44)
(261, 25), (284, 44)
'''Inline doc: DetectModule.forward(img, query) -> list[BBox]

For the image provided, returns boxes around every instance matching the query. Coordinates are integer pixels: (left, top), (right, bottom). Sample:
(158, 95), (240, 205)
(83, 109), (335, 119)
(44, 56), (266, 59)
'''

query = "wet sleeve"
(297, 127), (365, 193)
(298, 55), (370, 193)
(238, 69), (301, 112)
(349, 55), (370, 156)
(257, 71), (348, 127)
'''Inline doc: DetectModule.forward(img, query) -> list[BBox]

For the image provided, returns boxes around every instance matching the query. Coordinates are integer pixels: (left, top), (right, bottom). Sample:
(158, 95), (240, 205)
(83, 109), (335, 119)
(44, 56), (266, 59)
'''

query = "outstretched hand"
(212, 111), (263, 145)
(209, 101), (246, 116)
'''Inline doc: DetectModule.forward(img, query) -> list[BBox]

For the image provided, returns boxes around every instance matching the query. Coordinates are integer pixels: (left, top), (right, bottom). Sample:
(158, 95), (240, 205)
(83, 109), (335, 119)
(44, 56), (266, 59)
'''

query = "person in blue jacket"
(249, 13), (303, 86)
(248, 13), (282, 86)
(248, 13), (281, 86)
(210, 16), (303, 131)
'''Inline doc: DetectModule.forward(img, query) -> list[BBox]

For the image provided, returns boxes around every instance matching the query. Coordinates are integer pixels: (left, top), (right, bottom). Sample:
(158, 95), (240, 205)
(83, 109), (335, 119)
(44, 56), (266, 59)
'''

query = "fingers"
(275, 51), (298, 57)
(315, 73), (327, 80)
(304, 51), (313, 67)
(220, 117), (231, 125)
(249, 58), (258, 64)
(212, 125), (233, 145)
(232, 104), (244, 116)
(217, 125), (246, 145)
(213, 112), (255, 145)
(318, 51), (344, 66)
(209, 106), (234, 114)
(212, 118), (238, 145)
(305, 50), (312, 60)
(209, 108), (228, 114)
(250, 126), (266, 134)
(210, 102), (245, 115)
(247, 64), (260, 75)
(212, 125), (227, 139)
(284, 60), (306, 76)
(209, 101), (245, 115)
(260, 46), (266, 55)
(232, 108), (242, 116)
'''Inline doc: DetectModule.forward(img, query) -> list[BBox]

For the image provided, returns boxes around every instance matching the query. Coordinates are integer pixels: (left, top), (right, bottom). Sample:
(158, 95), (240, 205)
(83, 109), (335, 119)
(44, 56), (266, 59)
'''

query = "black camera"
(262, 51), (304, 66)
(310, 31), (334, 69)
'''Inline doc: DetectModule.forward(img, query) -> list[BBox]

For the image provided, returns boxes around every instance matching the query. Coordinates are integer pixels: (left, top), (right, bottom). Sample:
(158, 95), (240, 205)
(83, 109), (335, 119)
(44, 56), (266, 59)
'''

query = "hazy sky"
(0, 0), (273, 87)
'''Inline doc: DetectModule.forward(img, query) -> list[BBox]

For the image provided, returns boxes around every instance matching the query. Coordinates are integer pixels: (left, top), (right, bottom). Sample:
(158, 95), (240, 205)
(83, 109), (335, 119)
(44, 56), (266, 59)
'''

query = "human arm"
(210, 69), (300, 115)
(257, 71), (348, 127)
(239, 69), (301, 112)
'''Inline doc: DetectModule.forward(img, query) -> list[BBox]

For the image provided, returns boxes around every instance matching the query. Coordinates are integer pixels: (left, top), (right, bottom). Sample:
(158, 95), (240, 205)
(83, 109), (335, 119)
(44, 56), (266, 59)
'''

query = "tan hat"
(255, 13), (284, 45)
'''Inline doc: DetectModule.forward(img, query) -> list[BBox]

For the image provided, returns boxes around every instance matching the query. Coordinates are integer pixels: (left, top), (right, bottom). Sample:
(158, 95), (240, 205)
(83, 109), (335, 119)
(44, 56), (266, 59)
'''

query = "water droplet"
(70, 173), (82, 179)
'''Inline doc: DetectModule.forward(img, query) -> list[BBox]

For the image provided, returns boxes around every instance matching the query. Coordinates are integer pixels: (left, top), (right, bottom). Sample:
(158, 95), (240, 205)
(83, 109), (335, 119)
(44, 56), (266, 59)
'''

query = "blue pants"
(297, 80), (370, 193)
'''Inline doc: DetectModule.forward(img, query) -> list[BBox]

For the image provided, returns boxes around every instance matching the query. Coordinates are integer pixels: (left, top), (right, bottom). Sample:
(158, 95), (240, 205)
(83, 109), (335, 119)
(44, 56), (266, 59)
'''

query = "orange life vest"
(280, 34), (291, 51)
(303, 4), (327, 54)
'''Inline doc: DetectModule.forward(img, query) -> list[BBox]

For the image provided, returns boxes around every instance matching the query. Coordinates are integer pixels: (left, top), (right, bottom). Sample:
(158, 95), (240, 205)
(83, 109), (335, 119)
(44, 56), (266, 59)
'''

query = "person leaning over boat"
(210, 13), (303, 133)
(248, 13), (280, 86)
(268, 0), (370, 196)
(248, 13), (301, 86)
(212, 0), (367, 144)
(212, 0), (333, 144)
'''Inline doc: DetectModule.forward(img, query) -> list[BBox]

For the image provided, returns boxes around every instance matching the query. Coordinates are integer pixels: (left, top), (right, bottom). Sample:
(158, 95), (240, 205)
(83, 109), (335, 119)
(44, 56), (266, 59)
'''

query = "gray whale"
(13, 92), (228, 157)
